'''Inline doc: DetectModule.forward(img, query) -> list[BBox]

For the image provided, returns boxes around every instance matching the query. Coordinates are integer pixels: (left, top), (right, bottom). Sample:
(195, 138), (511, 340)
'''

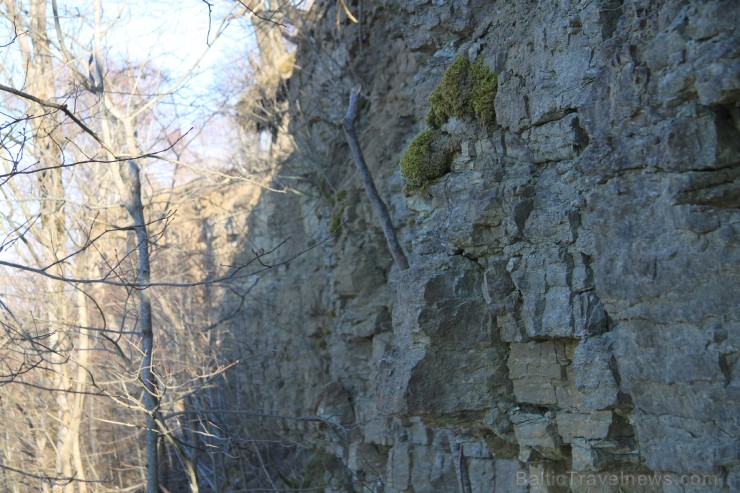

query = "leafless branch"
(342, 85), (409, 270)
(0, 82), (116, 155)
(0, 463), (110, 485)
(236, 0), (287, 27)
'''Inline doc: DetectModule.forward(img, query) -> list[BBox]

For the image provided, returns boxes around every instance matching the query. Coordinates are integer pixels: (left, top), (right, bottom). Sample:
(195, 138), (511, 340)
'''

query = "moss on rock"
(427, 56), (472, 129)
(470, 58), (498, 126)
(426, 55), (498, 129)
(400, 129), (457, 189)
(401, 55), (497, 191)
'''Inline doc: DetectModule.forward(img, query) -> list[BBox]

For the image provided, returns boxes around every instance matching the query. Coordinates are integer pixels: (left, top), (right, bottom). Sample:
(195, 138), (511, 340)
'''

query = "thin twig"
(0, 83), (115, 155)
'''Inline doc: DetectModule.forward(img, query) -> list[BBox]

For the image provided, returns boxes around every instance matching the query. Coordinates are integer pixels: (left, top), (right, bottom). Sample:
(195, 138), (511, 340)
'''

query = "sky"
(0, 1), (277, 276)
(70, 0), (262, 176)
(0, 0), (308, 269)
(0, 0), (256, 199)
(101, 0), (246, 93)
(0, 1), (310, 182)
(73, 0), (253, 113)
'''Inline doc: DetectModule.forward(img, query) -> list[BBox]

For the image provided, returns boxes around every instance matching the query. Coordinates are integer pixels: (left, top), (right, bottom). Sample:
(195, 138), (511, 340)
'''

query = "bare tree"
(0, 1), (242, 491)
(0, 1), (342, 491)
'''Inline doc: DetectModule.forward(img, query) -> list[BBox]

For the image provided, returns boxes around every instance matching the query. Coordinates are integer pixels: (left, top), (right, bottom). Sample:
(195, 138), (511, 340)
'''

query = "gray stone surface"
(200, 0), (740, 490)
(377, 0), (738, 488)
(376, 255), (511, 422)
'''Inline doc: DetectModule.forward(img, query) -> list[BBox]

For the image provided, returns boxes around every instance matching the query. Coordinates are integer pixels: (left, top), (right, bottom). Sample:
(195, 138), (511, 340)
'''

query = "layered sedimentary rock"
(199, 1), (738, 491)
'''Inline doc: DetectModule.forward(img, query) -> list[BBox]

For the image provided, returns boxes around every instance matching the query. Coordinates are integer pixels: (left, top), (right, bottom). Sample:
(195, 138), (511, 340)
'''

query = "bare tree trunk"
(70, 265), (91, 493)
(157, 296), (203, 492)
(119, 156), (159, 493)
(21, 2), (77, 489)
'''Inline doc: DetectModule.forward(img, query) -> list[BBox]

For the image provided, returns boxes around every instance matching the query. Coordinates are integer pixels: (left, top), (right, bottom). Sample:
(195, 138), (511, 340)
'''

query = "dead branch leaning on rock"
(342, 84), (409, 271)
(343, 85), (474, 493)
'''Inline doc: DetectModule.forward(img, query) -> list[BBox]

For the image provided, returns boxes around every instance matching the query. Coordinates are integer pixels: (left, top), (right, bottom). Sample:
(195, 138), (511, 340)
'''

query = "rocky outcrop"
(374, 0), (738, 491)
(200, 0), (739, 491)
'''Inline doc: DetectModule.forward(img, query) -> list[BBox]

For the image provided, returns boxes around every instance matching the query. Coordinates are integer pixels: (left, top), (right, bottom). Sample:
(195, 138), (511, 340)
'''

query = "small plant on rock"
(469, 58), (498, 126)
(399, 129), (458, 190)
(401, 55), (497, 192)
(427, 56), (472, 129)
(426, 55), (498, 129)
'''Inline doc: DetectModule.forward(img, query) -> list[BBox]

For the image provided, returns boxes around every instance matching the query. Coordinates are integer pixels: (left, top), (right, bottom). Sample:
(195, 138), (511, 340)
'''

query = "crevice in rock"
(718, 352), (736, 387)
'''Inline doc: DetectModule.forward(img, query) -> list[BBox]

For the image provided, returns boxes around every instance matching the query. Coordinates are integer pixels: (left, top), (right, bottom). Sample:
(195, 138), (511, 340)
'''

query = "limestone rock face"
(376, 255), (511, 421)
(375, 0), (738, 488)
(205, 0), (738, 490)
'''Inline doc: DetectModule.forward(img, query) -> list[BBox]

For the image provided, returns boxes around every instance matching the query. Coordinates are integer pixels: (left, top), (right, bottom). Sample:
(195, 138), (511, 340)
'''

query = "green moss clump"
(470, 59), (498, 126)
(400, 129), (457, 189)
(427, 56), (472, 129)
(426, 55), (498, 129)
(401, 55), (497, 192)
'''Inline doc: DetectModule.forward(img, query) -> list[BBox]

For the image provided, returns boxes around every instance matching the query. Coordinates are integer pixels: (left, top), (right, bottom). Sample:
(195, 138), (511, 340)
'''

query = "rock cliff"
(192, 1), (739, 491)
